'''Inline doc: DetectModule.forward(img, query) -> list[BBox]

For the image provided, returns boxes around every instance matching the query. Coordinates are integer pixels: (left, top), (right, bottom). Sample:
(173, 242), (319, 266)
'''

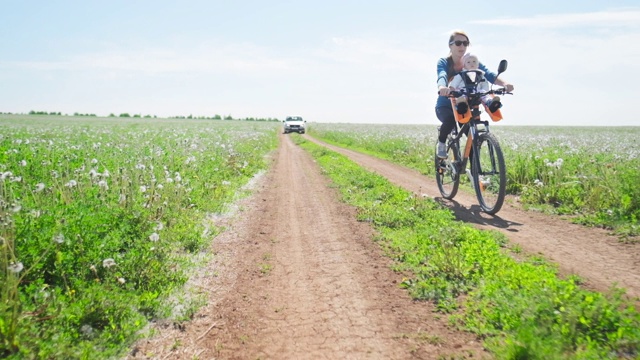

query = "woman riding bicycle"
(435, 30), (515, 159)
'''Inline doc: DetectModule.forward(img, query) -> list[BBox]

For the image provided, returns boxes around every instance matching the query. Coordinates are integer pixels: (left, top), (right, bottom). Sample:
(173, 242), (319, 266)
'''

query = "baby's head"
(462, 53), (479, 70)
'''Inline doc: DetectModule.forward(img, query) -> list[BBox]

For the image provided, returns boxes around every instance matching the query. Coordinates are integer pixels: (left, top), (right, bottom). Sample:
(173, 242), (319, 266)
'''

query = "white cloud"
(472, 9), (640, 28)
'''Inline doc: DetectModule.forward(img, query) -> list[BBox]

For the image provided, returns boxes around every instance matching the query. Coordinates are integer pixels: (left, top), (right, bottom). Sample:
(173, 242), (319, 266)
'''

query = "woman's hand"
(503, 83), (515, 92)
(438, 86), (450, 96)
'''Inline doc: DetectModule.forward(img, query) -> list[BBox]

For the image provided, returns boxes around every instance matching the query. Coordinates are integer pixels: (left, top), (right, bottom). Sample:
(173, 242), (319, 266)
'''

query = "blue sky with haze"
(1, 1), (639, 126)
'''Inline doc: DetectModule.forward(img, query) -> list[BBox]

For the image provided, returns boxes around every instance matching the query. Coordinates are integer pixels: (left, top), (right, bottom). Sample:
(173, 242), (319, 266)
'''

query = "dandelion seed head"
(117, 277), (126, 284)
(53, 233), (65, 244)
(19, 160), (27, 167)
(35, 183), (45, 192)
(149, 232), (160, 242)
(102, 258), (116, 268)
(80, 324), (95, 337)
(7, 262), (24, 274)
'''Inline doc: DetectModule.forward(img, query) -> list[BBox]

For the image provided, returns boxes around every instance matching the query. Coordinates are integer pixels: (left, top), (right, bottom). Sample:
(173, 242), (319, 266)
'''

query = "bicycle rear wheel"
(472, 132), (506, 214)
(435, 139), (460, 199)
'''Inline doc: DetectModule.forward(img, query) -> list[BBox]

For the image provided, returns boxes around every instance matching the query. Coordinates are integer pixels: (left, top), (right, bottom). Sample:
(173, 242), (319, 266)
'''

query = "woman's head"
(448, 30), (470, 58)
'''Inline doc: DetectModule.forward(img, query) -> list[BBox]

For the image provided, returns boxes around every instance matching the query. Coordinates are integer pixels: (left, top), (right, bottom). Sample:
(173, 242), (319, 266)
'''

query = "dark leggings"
(435, 106), (456, 143)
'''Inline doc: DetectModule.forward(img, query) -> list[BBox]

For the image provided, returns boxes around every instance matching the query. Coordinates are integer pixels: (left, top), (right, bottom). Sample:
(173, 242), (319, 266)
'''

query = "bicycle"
(435, 60), (512, 215)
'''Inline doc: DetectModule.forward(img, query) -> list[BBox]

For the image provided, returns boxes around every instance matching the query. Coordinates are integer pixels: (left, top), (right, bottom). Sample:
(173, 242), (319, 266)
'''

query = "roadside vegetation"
(295, 135), (640, 359)
(0, 116), (279, 359)
(307, 124), (640, 239)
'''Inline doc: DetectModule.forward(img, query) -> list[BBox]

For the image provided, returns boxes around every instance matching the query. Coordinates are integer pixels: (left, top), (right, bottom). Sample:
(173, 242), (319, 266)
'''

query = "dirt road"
(128, 133), (638, 359)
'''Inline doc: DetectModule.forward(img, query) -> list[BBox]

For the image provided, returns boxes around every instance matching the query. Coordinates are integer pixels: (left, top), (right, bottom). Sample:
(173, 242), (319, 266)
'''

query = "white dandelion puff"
(140, 185), (147, 193)
(65, 180), (78, 188)
(149, 232), (160, 242)
(117, 277), (126, 284)
(102, 258), (116, 268)
(34, 183), (45, 192)
(53, 233), (65, 244)
(7, 262), (24, 274)
(98, 180), (108, 190)
(19, 160), (27, 167)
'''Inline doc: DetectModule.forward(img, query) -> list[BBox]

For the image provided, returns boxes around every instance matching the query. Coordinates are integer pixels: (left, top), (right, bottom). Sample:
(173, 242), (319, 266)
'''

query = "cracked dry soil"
(127, 133), (639, 359)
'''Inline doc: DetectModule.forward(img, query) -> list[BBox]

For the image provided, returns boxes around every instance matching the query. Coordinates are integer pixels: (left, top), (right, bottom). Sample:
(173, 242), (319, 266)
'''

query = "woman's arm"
(437, 58), (451, 96)
(479, 62), (514, 92)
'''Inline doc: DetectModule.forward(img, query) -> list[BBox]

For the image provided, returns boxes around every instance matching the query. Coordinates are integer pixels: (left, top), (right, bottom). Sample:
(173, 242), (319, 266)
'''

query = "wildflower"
(7, 261), (24, 274)
(65, 180), (78, 188)
(10, 204), (21, 213)
(89, 169), (99, 178)
(117, 277), (126, 284)
(91, 158), (98, 164)
(98, 180), (108, 190)
(157, 184), (164, 189)
(140, 185), (147, 193)
(102, 258), (116, 268)
(19, 160), (27, 167)
(149, 232), (160, 242)
(154, 221), (164, 231)
(102, 169), (110, 178)
(135, 164), (146, 170)
(80, 325), (95, 338)
(534, 179), (544, 187)
(53, 233), (65, 244)
(34, 183), (45, 192)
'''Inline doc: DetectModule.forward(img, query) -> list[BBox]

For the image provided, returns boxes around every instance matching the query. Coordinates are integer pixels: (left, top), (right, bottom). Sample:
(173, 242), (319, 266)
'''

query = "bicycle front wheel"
(435, 139), (460, 199)
(472, 132), (506, 214)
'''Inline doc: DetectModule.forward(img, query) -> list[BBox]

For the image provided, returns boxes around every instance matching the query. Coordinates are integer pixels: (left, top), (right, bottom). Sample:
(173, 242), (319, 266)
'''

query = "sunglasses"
(449, 40), (469, 46)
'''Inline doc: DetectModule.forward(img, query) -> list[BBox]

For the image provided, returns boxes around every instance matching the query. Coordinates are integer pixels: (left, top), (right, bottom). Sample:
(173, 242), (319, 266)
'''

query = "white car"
(283, 116), (306, 134)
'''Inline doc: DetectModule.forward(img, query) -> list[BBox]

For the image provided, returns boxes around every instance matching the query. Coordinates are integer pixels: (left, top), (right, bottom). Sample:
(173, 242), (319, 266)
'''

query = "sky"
(1, 1), (639, 126)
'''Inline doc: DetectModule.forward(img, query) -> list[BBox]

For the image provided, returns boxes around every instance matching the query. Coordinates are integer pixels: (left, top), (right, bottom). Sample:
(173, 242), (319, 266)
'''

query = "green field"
(1, 116), (639, 359)
(0, 115), (279, 358)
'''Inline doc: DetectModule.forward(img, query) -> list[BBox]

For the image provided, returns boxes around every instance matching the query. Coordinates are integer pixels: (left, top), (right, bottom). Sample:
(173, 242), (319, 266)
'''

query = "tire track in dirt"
(128, 134), (487, 359)
(305, 135), (640, 301)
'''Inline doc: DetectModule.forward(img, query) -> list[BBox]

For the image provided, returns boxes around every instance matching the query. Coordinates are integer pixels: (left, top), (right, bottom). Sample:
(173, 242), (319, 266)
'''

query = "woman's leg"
(436, 107), (456, 143)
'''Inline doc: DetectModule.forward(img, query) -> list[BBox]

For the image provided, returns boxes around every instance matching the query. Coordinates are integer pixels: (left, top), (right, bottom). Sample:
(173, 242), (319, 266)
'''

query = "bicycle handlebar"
(439, 88), (513, 98)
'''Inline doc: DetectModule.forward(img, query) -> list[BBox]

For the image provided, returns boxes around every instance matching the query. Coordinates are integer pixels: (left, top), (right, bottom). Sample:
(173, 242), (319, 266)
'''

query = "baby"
(449, 53), (501, 114)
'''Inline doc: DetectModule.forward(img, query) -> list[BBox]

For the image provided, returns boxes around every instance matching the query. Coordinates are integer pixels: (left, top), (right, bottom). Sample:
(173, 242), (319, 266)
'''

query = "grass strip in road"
(296, 136), (640, 359)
